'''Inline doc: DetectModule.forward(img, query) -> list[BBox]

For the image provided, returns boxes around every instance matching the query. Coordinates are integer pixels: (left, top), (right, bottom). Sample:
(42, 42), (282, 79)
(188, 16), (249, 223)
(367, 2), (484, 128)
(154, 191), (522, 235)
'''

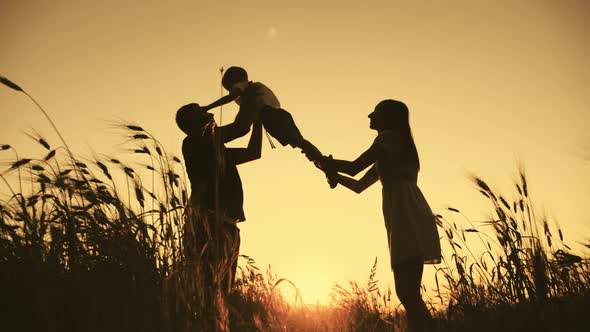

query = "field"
(1, 77), (590, 331)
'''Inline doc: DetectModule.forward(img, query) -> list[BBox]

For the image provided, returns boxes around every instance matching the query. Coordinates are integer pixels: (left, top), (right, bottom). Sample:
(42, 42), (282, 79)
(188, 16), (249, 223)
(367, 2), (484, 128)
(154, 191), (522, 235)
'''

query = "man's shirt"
(182, 134), (246, 222)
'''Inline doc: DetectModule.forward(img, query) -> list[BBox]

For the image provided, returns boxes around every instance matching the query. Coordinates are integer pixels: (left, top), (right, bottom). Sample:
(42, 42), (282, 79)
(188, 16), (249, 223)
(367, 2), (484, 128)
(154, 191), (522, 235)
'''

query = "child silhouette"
(201, 66), (323, 162)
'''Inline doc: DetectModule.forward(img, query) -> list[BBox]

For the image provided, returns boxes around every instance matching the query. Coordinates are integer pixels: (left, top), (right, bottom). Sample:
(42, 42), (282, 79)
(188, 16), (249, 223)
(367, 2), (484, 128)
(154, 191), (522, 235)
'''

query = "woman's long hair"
(376, 99), (420, 172)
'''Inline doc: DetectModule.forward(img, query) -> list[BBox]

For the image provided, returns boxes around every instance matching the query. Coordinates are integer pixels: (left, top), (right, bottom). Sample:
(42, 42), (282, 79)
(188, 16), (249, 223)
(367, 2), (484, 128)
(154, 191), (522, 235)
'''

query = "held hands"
(319, 155), (338, 189)
(298, 143), (337, 188)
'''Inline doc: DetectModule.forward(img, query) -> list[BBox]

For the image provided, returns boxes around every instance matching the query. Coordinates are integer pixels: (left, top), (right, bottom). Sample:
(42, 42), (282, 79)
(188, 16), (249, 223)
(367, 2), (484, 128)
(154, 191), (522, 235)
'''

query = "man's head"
(176, 103), (213, 136)
(222, 66), (248, 91)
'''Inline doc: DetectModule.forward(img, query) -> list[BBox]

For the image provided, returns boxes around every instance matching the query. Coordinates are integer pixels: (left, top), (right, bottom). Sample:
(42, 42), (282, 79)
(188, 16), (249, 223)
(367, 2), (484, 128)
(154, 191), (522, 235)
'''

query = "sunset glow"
(1, 0), (588, 308)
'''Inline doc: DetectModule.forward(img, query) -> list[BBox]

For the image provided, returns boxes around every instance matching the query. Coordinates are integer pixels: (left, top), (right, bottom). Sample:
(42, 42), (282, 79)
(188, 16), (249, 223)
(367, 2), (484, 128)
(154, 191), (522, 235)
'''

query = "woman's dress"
(374, 130), (441, 267)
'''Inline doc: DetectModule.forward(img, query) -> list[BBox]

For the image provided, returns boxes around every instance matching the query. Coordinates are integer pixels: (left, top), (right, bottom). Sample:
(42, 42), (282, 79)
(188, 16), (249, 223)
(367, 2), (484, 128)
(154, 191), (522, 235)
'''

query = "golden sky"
(1, 0), (589, 303)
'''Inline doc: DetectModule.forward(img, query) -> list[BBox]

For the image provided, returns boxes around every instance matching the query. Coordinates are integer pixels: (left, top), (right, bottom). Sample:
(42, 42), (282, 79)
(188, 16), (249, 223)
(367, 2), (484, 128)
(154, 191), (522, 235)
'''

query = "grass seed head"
(124, 166), (135, 177)
(96, 161), (112, 180)
(44, 150), (56, 161)
(0, 75), (24, 92)
(126, 125), (144, 132)
(134, 147), (150, 154)
(11, 158), (32, 169)
(39, 138), (50, 150)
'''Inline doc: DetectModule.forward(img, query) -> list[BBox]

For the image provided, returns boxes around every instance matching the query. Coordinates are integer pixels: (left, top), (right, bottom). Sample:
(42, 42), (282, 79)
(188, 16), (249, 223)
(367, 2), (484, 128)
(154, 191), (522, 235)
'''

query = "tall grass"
(0, 121), (312, 331)
(0, 124), (183, 331)
(318, 168), (590, 331)
(0, 76), (312, 332)
(428, 169), (590, 331)
(1, 76), (589, 331)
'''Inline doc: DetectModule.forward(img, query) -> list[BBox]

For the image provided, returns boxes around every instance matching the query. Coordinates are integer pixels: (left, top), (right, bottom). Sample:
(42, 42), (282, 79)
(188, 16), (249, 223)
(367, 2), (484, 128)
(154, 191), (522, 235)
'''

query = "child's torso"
(245, 81), (280, 110)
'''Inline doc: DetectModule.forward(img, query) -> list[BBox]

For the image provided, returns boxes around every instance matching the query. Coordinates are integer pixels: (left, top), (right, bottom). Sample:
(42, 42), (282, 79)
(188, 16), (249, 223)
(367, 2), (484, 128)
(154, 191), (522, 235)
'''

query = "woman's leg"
(393, 257), (432, 332)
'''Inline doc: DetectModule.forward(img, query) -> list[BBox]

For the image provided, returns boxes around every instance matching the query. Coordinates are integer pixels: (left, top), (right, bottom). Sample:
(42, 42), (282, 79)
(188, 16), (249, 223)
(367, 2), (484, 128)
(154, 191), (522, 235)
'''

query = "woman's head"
(176, 103), (214, 136)
(369, 99), (409, 131)
(370, 99), (420, 171)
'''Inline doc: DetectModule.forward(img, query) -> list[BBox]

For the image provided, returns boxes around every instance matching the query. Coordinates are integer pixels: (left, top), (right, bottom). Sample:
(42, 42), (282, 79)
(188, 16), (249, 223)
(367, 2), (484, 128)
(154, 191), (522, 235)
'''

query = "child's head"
(222, 66), (248, 91)
(175, 103), (213, 136)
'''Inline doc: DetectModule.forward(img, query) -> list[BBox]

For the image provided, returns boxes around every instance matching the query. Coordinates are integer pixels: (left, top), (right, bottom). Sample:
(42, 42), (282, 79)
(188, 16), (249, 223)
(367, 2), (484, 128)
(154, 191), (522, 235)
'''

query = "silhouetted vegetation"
(1, 77), (589, 331)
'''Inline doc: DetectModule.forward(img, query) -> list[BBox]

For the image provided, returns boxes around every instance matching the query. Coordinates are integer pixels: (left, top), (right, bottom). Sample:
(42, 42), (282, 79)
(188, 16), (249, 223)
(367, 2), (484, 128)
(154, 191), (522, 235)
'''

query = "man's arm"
(216, 84), (261, 143)
(333, 166), (379, 194)
(227, 120), (262, 165)
(217, 117), (252, 144)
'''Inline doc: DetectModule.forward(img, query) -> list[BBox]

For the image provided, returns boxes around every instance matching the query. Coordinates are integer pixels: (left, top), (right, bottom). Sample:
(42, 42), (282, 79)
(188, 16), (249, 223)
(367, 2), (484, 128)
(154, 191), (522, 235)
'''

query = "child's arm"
(202, 93), (238, 112)
(332, 166), (379, 194)
(226, 120), (262, 165)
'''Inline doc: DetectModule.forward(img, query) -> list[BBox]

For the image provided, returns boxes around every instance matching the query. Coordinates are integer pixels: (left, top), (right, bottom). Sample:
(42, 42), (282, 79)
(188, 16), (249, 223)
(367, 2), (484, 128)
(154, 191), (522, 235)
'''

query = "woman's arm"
(226, 120), (262, 165)
(326, 144), (379, 176)
(334, 165), (379, 194)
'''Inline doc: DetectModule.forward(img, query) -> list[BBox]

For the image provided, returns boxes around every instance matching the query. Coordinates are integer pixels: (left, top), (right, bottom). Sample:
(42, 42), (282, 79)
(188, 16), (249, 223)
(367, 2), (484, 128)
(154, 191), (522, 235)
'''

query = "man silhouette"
(176, 103), (262, 330)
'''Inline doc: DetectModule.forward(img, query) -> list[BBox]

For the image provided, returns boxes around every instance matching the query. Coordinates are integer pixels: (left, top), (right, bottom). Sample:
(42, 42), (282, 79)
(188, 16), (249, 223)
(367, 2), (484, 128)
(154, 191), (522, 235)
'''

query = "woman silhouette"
(323, 100), (441, 332)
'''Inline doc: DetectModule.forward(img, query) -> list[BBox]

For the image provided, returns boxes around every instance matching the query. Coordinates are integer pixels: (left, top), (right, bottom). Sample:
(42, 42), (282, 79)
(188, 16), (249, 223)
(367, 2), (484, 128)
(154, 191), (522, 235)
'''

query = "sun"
(267, 25), (278, 39)
(277, 273), (334, 305)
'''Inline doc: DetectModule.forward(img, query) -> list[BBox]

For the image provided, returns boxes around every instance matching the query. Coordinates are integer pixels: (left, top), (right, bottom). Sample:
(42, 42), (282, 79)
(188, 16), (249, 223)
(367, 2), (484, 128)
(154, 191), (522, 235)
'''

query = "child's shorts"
(259, 106), (304, 147)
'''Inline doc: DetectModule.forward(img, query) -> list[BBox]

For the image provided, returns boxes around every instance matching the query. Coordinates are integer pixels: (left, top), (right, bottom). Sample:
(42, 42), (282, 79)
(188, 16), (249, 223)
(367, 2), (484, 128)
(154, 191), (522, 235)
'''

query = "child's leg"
(259, 107), (323, 160)
(293, 138), (323, 162)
